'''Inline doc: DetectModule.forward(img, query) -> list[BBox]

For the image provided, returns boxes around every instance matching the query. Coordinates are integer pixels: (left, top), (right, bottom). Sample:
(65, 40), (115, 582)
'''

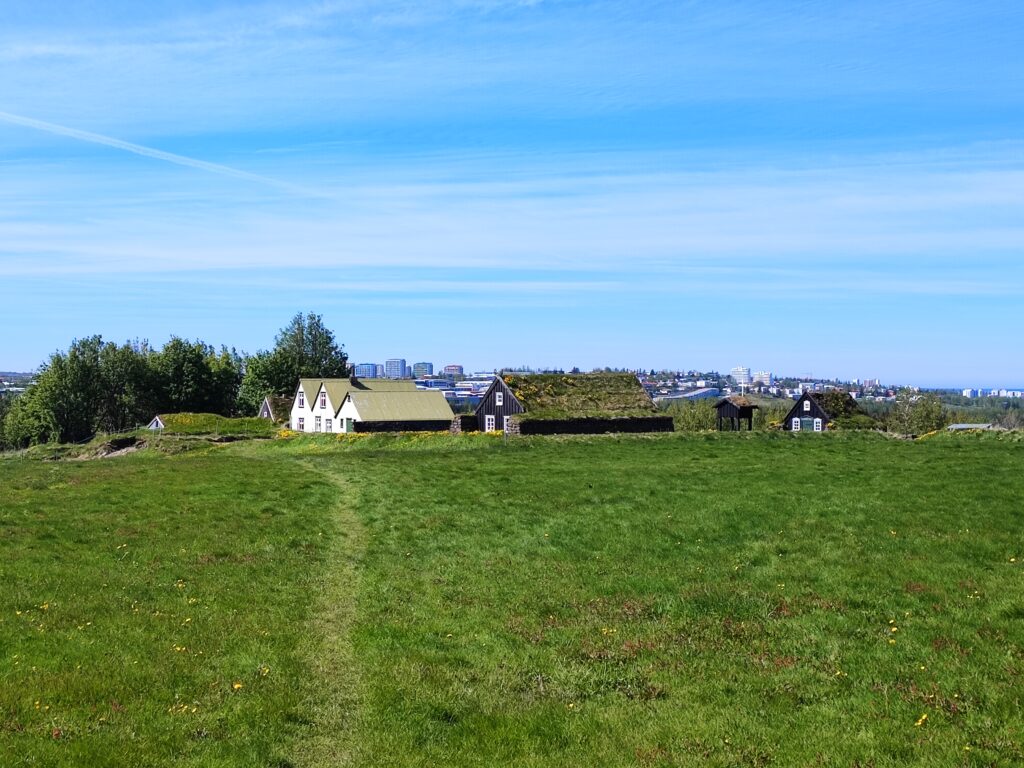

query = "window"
(503, 415), (510, 433)
(485, 415), (496, 432)
(298, 391), (304, 408)
(325, 419), (332, 433)
(803, 400), (811, 412)
(315, 416), (322, 432)
(495, 391), (503, 406)
(320, 391), (327, 409)
(813, 418), (823, 432)
(792, 417), (801, 431)
(298, 417), (305, 431)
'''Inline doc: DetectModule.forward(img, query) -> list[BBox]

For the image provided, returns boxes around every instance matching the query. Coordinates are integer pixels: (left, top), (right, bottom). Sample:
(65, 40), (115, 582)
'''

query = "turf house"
(475, 372), (674, 435)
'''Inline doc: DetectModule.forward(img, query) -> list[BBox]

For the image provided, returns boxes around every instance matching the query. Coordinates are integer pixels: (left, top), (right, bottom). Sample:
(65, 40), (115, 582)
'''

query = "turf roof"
(502, 373), (657, 420)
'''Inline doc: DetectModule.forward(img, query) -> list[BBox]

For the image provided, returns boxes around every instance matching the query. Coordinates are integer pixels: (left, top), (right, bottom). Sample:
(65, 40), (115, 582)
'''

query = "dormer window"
(320, 391), (327, 409)
(496, 390), (504, 406)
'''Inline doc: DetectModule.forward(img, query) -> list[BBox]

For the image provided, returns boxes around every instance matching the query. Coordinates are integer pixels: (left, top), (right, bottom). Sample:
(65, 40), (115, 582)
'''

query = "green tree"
(888, 390), (947, 434)
(237, 313), (348, 413)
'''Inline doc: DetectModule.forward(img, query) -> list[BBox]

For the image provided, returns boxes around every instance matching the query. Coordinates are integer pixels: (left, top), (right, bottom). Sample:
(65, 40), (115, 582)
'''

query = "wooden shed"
(715, 396), (758, 431)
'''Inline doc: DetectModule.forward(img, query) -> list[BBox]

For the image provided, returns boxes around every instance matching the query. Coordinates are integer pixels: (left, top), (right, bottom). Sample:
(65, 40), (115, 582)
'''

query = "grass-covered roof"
(502, 373), (657, 420)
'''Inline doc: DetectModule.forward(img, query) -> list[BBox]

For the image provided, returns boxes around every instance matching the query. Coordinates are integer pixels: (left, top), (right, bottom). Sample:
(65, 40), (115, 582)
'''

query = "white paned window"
(503, 416), (510, 433)
(298, 392), (304, 408)
(496, 391), (504, 406)
(485, 415), (496, 432)
(803, 400), (811, 412)
(792, 417), (801, 431)
(315, 416), (322, 432)
(325, 419), (332, 433)
(814, 418), (823, 432)
(320, 391), (327, 409)
(298, 418), (305, 431)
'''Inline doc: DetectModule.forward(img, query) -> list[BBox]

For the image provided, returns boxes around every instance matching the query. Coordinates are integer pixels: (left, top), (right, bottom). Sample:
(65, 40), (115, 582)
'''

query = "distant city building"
(731, 366), (752, 386)
(753, 370), (773, 385)
(413, 362), (434, 378)
(405, 365), (413, 379)
(443, 364), (464, 377)
(354, 363), (378, 379)
(385, 359), (407, 379)
(375, 364), (385, 378)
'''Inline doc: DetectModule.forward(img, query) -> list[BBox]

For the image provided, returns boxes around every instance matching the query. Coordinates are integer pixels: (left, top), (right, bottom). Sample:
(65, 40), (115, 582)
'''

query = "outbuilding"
(715, 396), (758, 431)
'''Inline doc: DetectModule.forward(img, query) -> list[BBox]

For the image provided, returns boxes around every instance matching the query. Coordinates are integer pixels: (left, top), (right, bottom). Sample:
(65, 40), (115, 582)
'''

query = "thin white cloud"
(0, 110), (322, 197)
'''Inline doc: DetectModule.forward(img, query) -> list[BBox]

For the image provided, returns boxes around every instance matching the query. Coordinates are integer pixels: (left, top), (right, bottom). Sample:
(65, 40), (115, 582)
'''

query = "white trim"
(503, 415), (510, 433)
(792, 417), (801, 431)
(803, 399), (811, 412)
(485, 414), (496, 432)
(813, 418), (823, 432)
(297, 417), (305, 431)
(496, 390), (504, 406)
(325, 418), (333, 433)
(314, 415), (322, 432)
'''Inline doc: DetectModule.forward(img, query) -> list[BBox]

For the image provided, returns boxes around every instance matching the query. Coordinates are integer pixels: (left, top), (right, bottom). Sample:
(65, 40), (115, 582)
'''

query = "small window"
(315, 416), (322, 432)
(320, 391), (327, 409)
(298, 417), (305, 431)
(485, 415), (496, 432)
(813, 418), (823, 432)
(792, 417), (801, 431)
(496, 391), (503, 406)
(325, 419), (332, 433)
(803, 400), (811, 412)
(503, 415), (510, 433)
(298, 392), (304, 408)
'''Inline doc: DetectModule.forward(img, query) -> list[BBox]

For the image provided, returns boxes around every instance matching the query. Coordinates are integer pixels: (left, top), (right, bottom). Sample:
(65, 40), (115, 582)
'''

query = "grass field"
(2, 431), (1023, 765)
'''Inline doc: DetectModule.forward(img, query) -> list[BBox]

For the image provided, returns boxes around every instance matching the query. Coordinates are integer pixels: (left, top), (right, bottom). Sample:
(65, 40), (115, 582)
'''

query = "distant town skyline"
(1, 2), (1022, 386)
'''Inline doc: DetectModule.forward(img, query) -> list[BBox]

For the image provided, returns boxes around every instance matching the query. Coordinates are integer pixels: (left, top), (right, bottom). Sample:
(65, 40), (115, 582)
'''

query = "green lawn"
(2, 432), (1023, 765)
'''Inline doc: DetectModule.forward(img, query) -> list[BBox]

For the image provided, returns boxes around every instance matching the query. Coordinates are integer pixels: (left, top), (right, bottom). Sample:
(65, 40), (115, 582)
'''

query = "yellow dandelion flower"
(914, 713), (928, 727)
(232, 681), (243, 691)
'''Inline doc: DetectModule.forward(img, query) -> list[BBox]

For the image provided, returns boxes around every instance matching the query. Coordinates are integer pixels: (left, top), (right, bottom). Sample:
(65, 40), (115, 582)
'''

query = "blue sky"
(1, 1), (1022, 386)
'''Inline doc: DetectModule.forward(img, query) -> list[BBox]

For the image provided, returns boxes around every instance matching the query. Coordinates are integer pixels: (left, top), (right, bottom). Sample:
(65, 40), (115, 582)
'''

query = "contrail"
(0, 110), (321, 197)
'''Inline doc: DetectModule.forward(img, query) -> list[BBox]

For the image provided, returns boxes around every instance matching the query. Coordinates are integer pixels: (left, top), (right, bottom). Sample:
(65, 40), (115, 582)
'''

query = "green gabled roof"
(347, 390), (453, 422)
(502, 373), (657, 420)
(301, 378), (417, 415)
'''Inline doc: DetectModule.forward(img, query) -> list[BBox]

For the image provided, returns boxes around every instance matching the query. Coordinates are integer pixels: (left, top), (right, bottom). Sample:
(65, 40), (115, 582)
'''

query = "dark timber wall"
(354, 420), (452, 433)
(450, 414), (479, 434)
(512, 416), (674, 435)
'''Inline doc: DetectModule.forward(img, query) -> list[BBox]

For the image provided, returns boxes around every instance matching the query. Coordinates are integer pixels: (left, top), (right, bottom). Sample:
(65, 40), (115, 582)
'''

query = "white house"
(289, 378), (418, 433)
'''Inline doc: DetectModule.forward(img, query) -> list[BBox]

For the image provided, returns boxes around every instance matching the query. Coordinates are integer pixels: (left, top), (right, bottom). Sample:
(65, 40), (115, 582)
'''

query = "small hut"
(715, 396), (758, 431)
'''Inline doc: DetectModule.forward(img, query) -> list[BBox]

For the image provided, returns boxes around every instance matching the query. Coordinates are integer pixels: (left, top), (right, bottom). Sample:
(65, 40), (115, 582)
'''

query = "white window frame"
(325, 418), (332, 433)
(298, 417), (305, 431)
(792, 417), (801, 431)
(803, 400), (811, 412)
(813, 418), (823, 432)
(503, 415), (510, 433)
(298, 391), (304, 408)
(495, 390), (504, 406)
(314, 415), (322, 432)
(485, 414), (496, 432)
(320, 391), (327, 409)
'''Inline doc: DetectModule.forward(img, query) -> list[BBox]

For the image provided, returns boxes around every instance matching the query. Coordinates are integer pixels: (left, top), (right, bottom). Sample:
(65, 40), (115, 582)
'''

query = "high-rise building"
(413, 362), (434, 378)
(375, 364), (385, 378)
(385, 359), (407, 379)
(443, 364), (464, 378)
(753, 370), (773, 385)
(731, 366), (752, 386)
(354, 363), (378, 378)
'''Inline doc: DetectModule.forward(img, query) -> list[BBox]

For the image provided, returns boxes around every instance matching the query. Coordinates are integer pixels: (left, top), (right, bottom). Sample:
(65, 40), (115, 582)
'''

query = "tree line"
(0, 313), (347, 449)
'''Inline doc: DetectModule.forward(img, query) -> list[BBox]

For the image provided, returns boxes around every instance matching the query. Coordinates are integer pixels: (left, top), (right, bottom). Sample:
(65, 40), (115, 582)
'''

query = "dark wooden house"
(474, 376), (526, 433)
(715, 396), (758, 431)
(475, 373), (673, 435)
(782, 391), (856, 432)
